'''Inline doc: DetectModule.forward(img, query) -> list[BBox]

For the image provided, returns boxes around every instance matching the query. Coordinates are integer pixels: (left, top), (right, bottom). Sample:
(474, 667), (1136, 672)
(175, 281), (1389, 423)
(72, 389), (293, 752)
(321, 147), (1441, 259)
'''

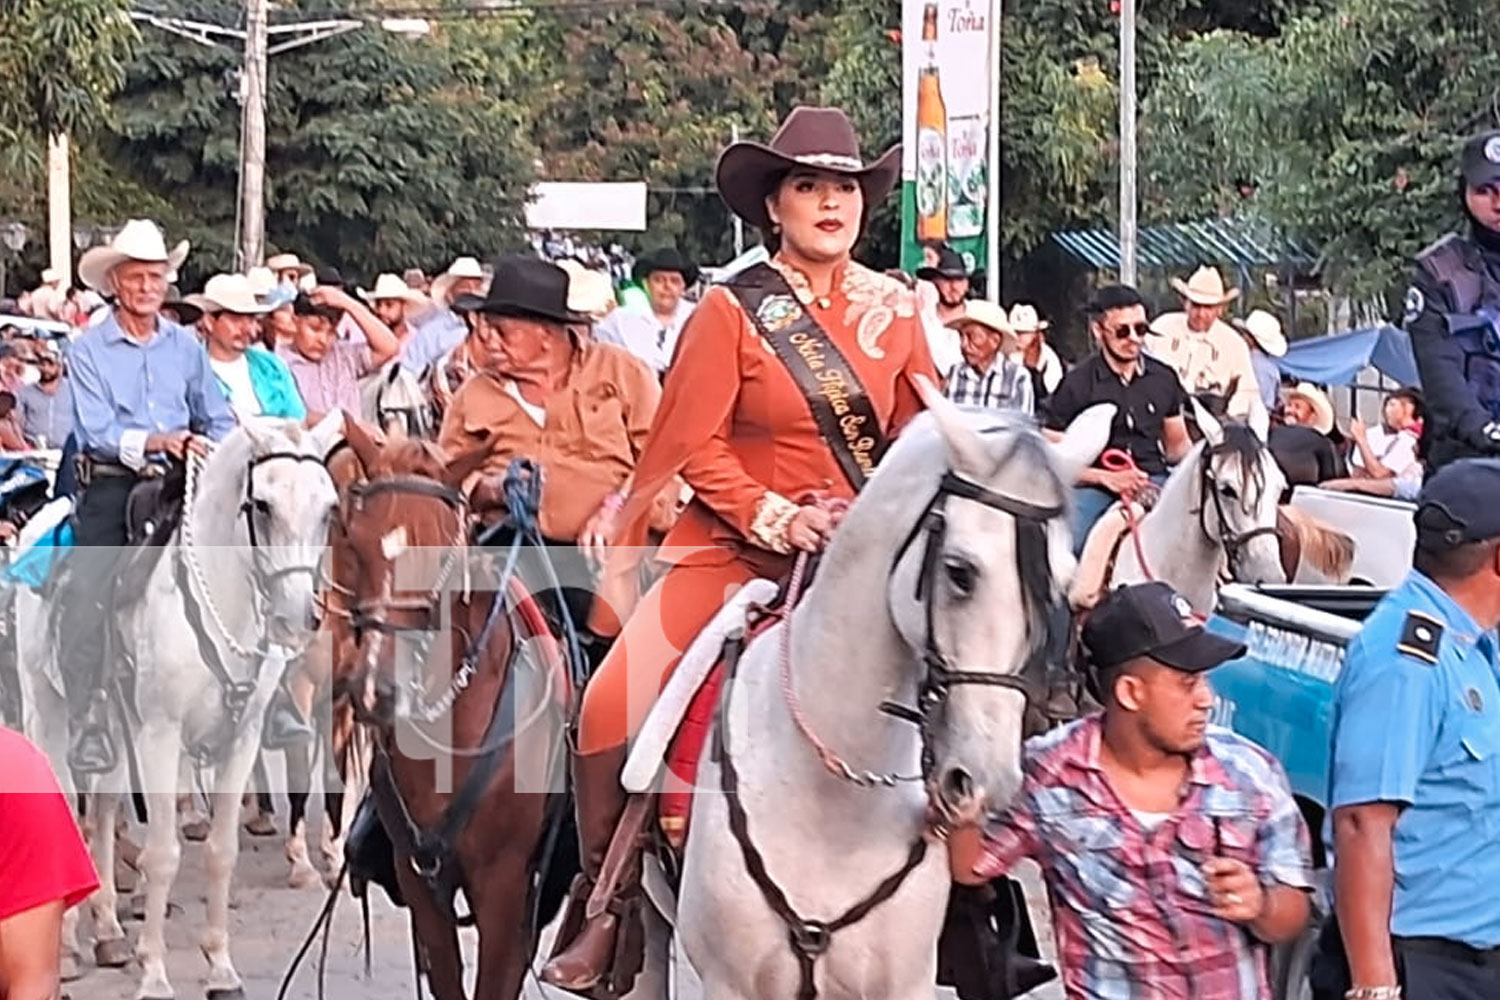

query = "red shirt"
(0, 727), (99, 922)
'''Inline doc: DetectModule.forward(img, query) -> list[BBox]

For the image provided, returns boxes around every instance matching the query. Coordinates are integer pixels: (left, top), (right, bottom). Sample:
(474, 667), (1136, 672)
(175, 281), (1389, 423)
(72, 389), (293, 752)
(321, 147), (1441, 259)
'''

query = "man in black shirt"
(1045, 285), (1193, 552)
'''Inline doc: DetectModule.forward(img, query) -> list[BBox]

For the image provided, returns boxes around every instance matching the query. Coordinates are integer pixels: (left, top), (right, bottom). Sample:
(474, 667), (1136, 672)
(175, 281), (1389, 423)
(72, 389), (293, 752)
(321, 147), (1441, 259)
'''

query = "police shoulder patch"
(1402, 285), (1425, 325)
(1397, 611), (1444, 665)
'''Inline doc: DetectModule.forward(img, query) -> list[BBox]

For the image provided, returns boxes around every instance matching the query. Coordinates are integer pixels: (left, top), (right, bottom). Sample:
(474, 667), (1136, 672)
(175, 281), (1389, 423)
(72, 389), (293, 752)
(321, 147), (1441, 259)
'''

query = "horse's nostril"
(942, 766), (974, 804)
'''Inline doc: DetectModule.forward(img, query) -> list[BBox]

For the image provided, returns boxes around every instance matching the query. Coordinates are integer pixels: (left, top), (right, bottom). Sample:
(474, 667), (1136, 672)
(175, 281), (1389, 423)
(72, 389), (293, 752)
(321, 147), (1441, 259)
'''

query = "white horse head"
(211, 413), (343, 645)
(361, 360), (436, 440)
(822, 377), (1110, 818)
(1189, 397), (1286, 585)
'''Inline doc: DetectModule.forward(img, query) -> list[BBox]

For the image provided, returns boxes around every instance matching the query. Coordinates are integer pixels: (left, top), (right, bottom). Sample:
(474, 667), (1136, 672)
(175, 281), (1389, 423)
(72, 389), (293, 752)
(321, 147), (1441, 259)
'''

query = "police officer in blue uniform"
(1404, 133), (1500, 473)
(1326, 459), (1500, 1000)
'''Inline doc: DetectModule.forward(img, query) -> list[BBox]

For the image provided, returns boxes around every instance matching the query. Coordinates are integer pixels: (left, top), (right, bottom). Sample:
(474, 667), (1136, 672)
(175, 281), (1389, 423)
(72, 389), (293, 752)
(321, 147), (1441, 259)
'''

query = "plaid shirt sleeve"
(1255, 754), (1314, 891)
(972, 777), (1042, 879)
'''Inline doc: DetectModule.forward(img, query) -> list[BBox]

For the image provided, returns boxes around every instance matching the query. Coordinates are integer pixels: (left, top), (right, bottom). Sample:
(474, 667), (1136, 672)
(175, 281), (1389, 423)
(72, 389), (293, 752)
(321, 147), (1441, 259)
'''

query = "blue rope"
(472, 459), (589, 690)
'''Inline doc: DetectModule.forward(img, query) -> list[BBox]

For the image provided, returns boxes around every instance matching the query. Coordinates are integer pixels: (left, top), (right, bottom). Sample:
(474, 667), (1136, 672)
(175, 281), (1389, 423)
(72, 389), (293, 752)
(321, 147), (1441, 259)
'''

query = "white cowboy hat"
(358, 273), (428, 306)
(265, 252), (314, 278)
(557, 260), (615, 321)
(196, 274), (272, 316)
(245, 266), (277, 296)
(430, 256), (486, 307)
(1170, 265), (1240, 307)
(945, 299), (1017, 348)
(39, 267), (61, 286)
(1007, 302), (1050, 333)
(1284, 382), (1335, 435)
(1233, 309), (1287, 358)
(77, 220), (190, 292)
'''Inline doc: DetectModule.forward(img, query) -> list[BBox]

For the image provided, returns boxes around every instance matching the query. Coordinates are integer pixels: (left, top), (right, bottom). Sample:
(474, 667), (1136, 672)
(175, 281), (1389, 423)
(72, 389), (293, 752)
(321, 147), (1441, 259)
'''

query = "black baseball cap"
(1462, 131), (1500, 188)
(1083, 582), (1246, 674)
(1414, 458), (1500, 551)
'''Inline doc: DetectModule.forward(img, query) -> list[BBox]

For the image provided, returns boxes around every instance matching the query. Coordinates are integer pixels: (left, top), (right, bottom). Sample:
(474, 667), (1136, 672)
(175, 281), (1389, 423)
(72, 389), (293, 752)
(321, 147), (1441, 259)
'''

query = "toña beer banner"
(900, 0), (997, 277)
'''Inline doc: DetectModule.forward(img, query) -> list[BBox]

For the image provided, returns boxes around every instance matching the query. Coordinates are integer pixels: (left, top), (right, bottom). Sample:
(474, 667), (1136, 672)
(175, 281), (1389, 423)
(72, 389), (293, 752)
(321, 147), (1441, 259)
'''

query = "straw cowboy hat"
(715, 106), (902, 231)
(945, 300), (1017, 349)
(77, 220), (190, 292)
(265, 253), (314, 278)
(358, 273), (428, 306)
(1170, 265), (1240, 307)
(1233, 309), (1288, 358)
(1285, 382), (1335, 435)
(1007, 303), (1050, 333)
(558, 259), (616, 321)
(194, 274), (272, 316)
(451, 256), (586, 326)
(430, 256), (486, 307)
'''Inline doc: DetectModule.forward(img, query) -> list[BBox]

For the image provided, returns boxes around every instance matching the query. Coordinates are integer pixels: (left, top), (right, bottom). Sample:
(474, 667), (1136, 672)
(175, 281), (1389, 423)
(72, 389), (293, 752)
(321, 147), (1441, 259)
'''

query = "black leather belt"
(1396, 936), (1500, 966)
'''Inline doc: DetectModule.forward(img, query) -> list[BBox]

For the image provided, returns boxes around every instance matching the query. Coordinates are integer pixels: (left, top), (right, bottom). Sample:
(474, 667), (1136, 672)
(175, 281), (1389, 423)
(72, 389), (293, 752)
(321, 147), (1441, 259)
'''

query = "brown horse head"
(339, 435), (497, 725)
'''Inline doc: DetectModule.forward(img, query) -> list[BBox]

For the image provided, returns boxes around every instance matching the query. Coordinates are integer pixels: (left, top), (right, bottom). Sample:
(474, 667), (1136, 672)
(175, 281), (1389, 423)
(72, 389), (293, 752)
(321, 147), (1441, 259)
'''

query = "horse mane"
(1210, 421), (1269, 497)
(372, 439), (448, 481)
(1279, 506), (1355, 581)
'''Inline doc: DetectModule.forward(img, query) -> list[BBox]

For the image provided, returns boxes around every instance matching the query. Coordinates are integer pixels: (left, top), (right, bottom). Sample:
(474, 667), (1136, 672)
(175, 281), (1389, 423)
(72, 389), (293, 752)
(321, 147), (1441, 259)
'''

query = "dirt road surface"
(63, 807), (1064, 1000)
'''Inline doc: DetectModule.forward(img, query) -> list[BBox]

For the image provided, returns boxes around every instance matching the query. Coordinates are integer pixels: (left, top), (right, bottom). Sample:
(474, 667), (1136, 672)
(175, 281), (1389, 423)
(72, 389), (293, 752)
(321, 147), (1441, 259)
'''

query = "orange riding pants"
(577, 551), (788, 755)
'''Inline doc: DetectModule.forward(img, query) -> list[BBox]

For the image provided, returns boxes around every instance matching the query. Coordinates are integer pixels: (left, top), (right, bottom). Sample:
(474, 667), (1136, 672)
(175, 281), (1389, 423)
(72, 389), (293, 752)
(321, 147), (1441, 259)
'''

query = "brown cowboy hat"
(715, 106), (901, 231)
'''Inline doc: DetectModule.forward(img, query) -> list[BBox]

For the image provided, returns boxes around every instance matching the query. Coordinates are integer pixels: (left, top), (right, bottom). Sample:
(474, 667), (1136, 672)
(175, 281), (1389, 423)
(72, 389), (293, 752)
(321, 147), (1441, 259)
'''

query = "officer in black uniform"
(1404, 131), (1500, 473)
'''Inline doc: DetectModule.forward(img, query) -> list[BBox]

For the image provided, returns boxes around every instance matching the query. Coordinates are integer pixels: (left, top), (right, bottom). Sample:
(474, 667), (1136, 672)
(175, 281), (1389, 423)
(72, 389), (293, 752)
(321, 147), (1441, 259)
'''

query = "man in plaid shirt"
(943, 300), (1035, 415)
(944, 583), (1313, 999)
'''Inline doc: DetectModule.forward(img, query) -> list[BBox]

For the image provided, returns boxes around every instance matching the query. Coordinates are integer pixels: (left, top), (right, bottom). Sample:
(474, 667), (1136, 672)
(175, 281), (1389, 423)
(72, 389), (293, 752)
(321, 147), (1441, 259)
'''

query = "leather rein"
(715, 466), (1066, 1000)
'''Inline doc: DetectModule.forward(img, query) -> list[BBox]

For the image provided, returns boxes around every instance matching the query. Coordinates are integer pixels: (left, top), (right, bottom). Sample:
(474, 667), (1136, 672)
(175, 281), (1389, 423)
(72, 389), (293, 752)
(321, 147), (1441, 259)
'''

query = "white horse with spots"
(622, 390), (1112, 999)
(32, 416), (340, 1000)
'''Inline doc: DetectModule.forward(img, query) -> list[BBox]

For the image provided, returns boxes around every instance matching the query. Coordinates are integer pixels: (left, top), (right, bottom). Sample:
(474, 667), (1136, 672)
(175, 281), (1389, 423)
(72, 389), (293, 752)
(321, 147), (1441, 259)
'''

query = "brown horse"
(333, 428), (574, 1000)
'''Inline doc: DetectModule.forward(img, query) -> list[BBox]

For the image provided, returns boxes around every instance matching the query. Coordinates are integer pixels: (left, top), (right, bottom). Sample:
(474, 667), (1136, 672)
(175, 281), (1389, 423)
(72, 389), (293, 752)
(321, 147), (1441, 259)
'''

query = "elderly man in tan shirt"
(1147, 266), (1262, 417)
(438, 257), (669, 582)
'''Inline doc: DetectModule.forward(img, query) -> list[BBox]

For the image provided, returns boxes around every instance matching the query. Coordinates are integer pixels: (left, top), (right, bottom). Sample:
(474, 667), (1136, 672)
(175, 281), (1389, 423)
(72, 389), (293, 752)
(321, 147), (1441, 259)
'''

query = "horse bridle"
(1195, 445), (1278, 575)
(238, 450), (331, 589)
(715, 459), (1067, 1000)
(880, 469), (1066, 771)
(344, 475), (470, 635)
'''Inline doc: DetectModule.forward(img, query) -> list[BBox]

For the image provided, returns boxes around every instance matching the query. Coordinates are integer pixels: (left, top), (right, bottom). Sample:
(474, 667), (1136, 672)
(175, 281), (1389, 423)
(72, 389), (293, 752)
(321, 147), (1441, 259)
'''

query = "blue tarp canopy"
(1276, 325), (1420, 388)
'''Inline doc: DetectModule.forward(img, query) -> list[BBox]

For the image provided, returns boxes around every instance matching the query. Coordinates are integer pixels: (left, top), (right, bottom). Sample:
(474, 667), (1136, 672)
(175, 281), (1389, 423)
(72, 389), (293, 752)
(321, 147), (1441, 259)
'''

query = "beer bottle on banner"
(915, 2), (948, 242)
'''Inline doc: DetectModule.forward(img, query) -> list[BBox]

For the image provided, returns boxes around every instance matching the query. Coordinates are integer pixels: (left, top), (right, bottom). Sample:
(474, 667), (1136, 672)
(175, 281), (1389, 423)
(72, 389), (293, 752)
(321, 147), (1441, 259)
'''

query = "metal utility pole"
(240, 0), (270, 270)
(731, 123), (745, 257)
(985, 0), (1002, 304)
(1118, 0), (1138, 286)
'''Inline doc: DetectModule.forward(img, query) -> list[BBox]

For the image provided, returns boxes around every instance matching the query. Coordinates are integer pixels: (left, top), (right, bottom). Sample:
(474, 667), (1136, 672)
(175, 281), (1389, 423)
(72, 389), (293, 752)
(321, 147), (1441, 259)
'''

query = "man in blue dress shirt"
(63, 220), (238, 772)
(1328, 459), (1500, 1000)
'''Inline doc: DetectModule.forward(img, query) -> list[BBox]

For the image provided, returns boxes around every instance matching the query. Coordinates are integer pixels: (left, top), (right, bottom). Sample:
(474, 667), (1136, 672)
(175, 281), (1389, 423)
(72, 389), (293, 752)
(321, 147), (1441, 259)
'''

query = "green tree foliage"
(91, 0), (538, 281)
(0, 0), (136, 153)
(1144, 0), (1496, 304)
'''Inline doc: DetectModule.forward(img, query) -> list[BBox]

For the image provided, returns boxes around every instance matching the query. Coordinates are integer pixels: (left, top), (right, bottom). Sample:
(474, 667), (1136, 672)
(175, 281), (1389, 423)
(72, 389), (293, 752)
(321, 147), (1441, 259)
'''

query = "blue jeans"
(1070, 474), (1166, 555)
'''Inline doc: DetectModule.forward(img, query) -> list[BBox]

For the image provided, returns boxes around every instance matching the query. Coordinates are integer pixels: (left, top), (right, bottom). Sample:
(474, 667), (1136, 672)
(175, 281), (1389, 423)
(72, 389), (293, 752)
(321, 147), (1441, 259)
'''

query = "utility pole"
(239, 0), (269, 270)
(47, 135), (72, 287)
(985, 0), (1002, 304)
(731, 123), (745, 258)
(1118, 0), (1138, 286)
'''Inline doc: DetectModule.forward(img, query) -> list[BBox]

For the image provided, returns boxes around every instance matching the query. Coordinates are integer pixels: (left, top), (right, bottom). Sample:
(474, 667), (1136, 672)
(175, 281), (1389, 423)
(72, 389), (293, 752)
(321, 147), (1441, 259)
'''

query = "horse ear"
(341, 413), (383, 474)
(308, 409), (346, 457)
(240, 418), (275, 453)
(1246, 395), (1271, 443)
(1050, 403), (1114, 483)
(441, 432), (497, 493)
(1192, 397), (1225, 448)
(912, 373), (991, 477)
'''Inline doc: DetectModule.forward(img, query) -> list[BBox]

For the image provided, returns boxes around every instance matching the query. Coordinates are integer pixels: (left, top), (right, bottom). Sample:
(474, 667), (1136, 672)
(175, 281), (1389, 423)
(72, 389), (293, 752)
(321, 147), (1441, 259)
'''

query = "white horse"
(361, 359), (436, 439)
(43, 416), (341, 999)
(1103, 400), (1287, 613)
(625, 391), (1112, 999)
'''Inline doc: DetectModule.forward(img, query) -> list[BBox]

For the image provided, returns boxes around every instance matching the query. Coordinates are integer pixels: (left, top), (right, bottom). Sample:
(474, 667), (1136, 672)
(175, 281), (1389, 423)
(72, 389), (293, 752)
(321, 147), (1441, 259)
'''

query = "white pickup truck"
(1287, 485), (1415, 587)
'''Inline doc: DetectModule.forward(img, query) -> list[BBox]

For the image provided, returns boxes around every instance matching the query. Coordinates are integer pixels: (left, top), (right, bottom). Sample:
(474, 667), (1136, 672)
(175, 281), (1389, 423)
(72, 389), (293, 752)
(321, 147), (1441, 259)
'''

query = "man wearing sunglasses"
(1045, 284), (1193, 551)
